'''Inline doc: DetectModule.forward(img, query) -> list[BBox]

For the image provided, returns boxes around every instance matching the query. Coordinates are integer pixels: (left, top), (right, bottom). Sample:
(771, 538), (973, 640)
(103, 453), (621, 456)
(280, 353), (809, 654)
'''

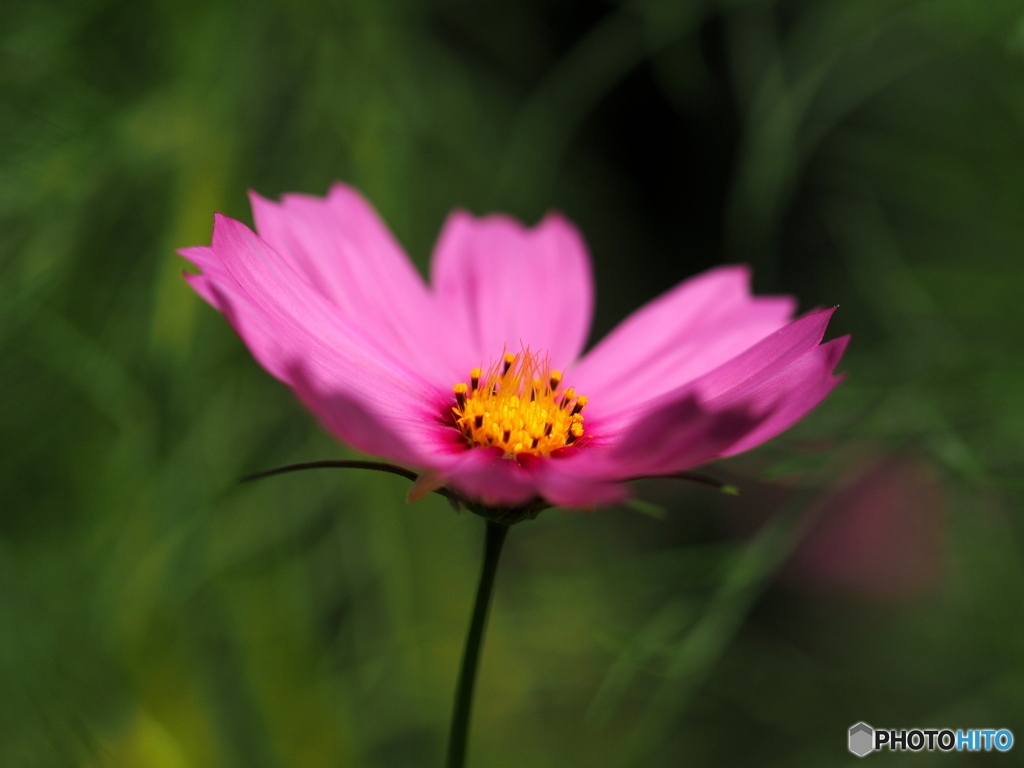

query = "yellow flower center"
(451, 349), (588, 458)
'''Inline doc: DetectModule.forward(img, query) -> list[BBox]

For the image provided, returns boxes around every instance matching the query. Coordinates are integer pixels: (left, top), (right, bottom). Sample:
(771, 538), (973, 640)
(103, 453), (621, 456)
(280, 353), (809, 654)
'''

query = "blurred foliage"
(2, 0), (1024, 766)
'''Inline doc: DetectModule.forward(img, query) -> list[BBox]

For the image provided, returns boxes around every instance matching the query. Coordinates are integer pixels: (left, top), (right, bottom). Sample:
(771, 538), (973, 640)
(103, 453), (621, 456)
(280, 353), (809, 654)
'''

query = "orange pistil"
(451, 348), (588, 458)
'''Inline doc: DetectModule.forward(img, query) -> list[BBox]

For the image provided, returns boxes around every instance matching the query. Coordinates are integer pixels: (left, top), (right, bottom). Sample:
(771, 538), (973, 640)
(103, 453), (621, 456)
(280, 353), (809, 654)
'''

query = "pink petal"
(558, 309), (846, 480)
(686, 307), (838, 400)
(439, 451), (627, 510)
(607, 397), (768, 477)
(570, 266), (795, 418)
(440, 449), (545, 507)
(536, 469), (630, 509)
(715, 336), (848, 456)
(250, 184), (469, 385)
(437, 447), (638, 510)
(182, 214), (452, 465)
(288, 364), (447, 467)
(545, 397), (766, 485)
(430, 210), (594, 370)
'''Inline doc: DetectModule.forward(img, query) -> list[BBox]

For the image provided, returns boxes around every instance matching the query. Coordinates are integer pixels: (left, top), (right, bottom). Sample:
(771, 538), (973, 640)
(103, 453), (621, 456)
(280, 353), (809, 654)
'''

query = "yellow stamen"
(453, 382), (468, 410)
(450, 348), (589, 458)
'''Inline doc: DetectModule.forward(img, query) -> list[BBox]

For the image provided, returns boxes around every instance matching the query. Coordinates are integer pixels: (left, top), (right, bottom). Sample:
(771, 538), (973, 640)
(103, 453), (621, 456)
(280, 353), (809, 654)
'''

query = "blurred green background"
(3, 0), (1024, 765)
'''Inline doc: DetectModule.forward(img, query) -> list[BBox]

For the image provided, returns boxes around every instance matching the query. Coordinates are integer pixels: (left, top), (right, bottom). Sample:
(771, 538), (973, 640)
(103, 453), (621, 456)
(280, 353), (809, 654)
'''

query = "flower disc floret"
(452, 349), (587, 458)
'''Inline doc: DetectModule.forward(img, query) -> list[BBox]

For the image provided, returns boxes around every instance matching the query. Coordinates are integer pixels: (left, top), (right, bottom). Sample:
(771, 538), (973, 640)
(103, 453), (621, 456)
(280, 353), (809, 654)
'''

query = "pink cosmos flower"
(182, 183), (848, 514)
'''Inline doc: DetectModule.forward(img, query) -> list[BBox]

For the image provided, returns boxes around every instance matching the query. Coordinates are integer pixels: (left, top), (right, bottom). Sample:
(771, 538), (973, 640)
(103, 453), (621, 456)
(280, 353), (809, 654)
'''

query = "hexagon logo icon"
(849, 722), (874, 757)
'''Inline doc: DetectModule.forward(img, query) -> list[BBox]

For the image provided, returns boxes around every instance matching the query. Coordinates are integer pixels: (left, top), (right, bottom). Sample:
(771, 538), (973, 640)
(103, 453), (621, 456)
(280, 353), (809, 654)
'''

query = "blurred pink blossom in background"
(788, 452), (945, 600)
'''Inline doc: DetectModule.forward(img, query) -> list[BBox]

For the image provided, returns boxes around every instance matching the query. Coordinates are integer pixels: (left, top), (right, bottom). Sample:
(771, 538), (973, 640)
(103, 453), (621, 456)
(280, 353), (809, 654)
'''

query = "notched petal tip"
(326, 180), (365, 200)
(824, 334), (851, 369)
(247, 188), (276, 214)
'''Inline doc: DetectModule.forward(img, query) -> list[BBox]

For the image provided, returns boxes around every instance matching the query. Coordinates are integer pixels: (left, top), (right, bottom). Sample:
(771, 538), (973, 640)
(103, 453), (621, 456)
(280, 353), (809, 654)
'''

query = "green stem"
(446, 520), (509, 768)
